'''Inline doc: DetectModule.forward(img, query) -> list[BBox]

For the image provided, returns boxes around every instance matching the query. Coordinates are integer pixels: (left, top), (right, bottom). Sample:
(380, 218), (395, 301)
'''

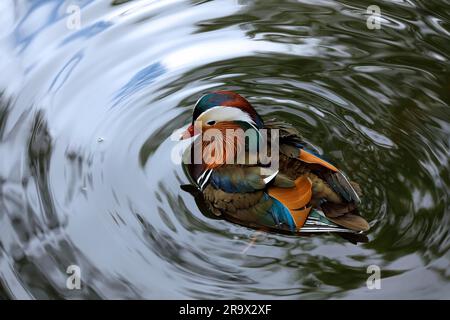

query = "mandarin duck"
(180, 91), (369, 234)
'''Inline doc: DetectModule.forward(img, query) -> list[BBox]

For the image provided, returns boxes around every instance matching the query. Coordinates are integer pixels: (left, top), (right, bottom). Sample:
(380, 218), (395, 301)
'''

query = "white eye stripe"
(196, 106), (255, 124)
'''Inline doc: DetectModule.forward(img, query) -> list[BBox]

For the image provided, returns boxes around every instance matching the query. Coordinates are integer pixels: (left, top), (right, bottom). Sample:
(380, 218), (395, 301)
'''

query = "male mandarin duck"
(180, 91), (369, 234)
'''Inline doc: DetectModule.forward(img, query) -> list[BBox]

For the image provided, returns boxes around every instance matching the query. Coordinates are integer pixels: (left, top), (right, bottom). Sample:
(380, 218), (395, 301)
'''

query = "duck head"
(181, 91), (264, 169)
(180, 91), (264, 140)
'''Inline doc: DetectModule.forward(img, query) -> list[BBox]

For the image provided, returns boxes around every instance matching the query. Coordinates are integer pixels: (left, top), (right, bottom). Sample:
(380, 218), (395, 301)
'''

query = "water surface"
(0, 0), (449, 299)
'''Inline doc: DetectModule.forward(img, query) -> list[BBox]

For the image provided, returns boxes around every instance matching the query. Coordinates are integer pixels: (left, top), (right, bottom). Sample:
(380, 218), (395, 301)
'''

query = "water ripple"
(0, 0), (449, 299)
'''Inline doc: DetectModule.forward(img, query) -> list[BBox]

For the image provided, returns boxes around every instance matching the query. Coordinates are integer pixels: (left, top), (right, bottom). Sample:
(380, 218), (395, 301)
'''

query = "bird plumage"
(181, 91), (370, 234)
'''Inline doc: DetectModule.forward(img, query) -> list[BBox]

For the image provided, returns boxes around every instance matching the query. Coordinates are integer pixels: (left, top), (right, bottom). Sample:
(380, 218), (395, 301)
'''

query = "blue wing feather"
(264, 194), (296, 231)
(210, 169), (264, 193)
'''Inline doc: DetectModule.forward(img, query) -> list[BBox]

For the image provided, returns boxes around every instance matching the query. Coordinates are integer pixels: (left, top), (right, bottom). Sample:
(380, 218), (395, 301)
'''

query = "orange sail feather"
(268, 176), (313, 229)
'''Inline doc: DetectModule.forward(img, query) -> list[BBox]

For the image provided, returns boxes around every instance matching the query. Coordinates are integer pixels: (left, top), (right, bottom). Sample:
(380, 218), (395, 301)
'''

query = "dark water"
(0, 0), (449, 299)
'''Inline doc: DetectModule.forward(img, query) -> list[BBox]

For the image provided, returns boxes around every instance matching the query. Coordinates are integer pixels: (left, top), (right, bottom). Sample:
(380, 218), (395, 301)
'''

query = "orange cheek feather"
(201, 122), (243, 169)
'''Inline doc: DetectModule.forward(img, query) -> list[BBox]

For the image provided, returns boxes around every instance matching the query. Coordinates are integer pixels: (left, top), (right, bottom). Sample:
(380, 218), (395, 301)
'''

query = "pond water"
(0, 0), (449, 299)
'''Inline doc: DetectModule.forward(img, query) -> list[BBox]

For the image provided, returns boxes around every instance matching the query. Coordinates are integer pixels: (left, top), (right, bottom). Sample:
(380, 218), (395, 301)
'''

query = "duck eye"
(206, 120), (216, 126)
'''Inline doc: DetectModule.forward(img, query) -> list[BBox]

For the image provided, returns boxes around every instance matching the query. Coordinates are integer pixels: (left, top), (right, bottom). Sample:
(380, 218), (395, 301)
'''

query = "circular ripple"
(0, 0), (449, 299)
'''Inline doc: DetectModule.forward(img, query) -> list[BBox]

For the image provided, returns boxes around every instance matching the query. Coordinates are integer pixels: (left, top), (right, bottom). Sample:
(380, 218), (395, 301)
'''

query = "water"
(0, 0), (449, 299)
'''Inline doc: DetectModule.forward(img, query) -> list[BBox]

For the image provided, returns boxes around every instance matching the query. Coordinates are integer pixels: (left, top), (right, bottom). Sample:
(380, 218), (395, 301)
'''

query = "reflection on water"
(0, 0), (449, 299)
